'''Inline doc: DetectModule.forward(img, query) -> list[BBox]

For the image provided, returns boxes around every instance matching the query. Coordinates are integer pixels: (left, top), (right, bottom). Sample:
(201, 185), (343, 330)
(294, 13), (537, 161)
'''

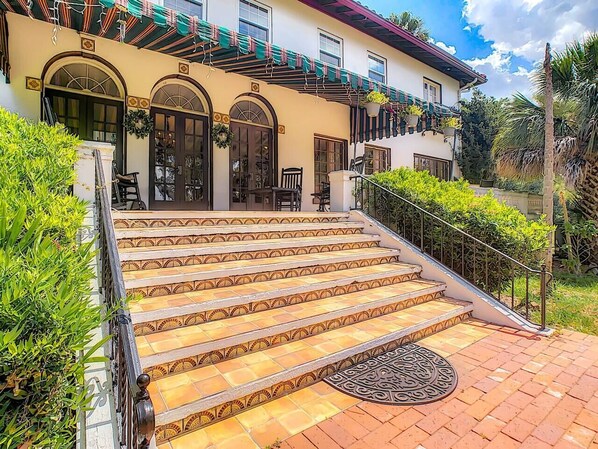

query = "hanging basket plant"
(403, 104), (424, 128)
(363, 91), (389, 118)
(212, 123), (234, 149)
(124, 109), (153, 139)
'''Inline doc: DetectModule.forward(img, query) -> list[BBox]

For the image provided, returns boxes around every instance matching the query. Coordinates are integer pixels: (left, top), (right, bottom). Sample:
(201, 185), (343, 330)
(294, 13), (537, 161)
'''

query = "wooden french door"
(229, 121), (274, 211)
(150, 108), (209, 210)
(46, 88), (124, 171)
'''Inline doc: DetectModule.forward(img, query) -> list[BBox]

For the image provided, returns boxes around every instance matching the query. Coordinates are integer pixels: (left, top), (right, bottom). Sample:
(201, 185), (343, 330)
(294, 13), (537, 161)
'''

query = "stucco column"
(74, 141), (114, 204)
(329, 170), (355, 212)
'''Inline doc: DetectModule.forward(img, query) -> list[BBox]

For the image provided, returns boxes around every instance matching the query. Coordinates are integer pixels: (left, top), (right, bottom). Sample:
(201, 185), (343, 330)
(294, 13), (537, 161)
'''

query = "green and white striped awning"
(0, 0), (453, 115)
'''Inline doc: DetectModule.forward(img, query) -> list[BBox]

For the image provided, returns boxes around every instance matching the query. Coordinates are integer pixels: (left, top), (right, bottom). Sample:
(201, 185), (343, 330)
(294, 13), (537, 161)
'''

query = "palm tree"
(494, 33), (598, 261)
(388, 12), (430, 42)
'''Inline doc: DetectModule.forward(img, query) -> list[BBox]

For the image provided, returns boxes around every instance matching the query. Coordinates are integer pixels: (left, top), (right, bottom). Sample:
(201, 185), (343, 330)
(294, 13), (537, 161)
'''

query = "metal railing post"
(540, 264), (547, 330)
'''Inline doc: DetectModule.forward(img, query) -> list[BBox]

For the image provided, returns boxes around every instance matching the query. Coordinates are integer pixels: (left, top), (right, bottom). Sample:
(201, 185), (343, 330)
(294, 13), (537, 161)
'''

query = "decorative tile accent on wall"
(178, 62), (189, 75)
(213, 112), (230, 124)
(278, 125), (286, 134)
(81, 37), (95, 52)
(250, 81), (260, 93)
(127, 96), (150, 109)
(25, 77), (42, 91)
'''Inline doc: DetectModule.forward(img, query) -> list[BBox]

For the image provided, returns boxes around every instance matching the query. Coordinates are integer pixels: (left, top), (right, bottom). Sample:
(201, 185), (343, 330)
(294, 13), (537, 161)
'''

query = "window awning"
(0, 0), (453, 115)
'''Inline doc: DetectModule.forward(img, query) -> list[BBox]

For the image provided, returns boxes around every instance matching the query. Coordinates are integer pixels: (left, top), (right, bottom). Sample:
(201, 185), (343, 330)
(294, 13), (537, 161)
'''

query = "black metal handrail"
(352, 174), (551, 330)
(94, 149), (155, 448)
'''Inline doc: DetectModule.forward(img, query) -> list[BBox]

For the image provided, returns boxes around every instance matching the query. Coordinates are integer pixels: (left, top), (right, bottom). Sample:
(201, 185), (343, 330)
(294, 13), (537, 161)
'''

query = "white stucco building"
(0, 0), (486, 211)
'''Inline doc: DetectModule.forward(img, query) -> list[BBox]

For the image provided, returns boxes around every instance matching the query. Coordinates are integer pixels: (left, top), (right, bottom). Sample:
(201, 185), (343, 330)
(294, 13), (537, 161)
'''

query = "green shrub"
(0, 108), (99, 448)
(365, 168), (551, 268)
(0, 108), (85, 242)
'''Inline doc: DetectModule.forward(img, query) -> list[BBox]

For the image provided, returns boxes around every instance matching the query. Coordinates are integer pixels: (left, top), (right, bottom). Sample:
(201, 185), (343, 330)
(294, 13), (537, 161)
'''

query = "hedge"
(0, 108), (101, 448)
(366, 168), (551, 264)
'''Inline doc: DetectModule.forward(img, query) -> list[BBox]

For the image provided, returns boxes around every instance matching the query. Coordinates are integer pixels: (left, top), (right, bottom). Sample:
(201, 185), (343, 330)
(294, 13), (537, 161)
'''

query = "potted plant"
(364, 91), (389, 118)
(440, 116), (461, 137)
(404, 104), (424, 128)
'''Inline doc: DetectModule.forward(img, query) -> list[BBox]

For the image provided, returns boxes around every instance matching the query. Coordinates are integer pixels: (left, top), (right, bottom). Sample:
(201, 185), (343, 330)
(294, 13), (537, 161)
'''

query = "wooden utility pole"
(543, 42), (555, 272)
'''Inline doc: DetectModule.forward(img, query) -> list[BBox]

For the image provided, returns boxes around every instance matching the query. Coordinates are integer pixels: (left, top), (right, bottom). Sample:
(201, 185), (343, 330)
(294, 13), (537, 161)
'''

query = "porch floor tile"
(157, 320), (598, 449)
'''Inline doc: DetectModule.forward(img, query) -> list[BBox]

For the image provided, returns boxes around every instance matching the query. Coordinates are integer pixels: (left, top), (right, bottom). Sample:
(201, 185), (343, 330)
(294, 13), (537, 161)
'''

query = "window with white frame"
(163, 0), (204, 19)
(368, 53), (386, 83)
(423, 78), (441, 104)
(239, 0), (270, 41)
(319, 31), (343, 67)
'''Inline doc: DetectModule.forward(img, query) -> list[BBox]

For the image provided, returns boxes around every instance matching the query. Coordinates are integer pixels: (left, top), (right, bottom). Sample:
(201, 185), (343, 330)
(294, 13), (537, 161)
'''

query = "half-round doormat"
(324, 343), (458, 405)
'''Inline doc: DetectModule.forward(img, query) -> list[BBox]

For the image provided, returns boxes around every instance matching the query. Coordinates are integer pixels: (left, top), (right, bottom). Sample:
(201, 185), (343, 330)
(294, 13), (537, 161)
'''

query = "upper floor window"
(239, 0), (270, 41)
(364, 145), (390, 175)
(423, 78), (441, 104)
(319, 31), (343, 67)
(414, 154), (451, 181)
(368, 53), (386, 84)
(163, 0), (204, 19)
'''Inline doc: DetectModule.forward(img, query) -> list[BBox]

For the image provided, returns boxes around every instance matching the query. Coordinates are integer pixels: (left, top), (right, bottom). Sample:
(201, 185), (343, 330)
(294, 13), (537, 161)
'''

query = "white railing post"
(329, 170), (355, 212)
(75, 141), (114, 203)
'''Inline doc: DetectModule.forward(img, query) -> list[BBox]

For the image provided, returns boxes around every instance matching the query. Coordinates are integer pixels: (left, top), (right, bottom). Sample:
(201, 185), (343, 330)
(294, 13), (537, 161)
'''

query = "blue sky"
(360, 0), (597, 99)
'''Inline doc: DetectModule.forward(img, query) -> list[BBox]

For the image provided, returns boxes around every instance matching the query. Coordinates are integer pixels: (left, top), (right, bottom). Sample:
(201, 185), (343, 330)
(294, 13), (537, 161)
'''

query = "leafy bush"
(0, 108), (85, 242)
(364, 168), (551, 268)
(0, 108), (100, 448)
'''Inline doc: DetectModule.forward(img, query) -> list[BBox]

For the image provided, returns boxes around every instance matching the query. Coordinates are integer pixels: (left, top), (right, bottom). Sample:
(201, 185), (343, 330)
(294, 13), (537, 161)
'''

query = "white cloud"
(462, 0), (598, 97)
(463, 25), (472, 32)
(431, 40), (457, 55)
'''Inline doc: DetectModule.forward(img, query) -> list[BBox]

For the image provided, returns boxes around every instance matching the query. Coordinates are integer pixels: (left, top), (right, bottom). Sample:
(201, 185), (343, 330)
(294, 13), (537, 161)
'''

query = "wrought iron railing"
(352, 175), (551, 330)
(94, 149), (155, 448)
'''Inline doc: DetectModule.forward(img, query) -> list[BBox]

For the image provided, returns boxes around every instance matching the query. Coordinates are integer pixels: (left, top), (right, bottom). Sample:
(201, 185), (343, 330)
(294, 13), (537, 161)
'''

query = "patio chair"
(112, 164), (146, 210)
(311, 181), (330, 212)
(272, 167), (303, 211)
(349, 156), (365, 174)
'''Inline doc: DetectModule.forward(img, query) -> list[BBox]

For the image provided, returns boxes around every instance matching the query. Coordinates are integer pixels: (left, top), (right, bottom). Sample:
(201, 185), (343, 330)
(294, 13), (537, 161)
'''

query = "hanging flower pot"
(404, 105), (424, 128)
(440, 117), (461, 138)
(365, 102), (381, 118)
(363, 91), (389, 118)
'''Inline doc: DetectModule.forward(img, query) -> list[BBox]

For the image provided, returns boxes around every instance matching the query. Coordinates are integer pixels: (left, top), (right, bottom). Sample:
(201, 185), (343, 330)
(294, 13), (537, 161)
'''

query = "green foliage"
(440, 116), (461, 130)
(404, 105), (424, 116)
(0, 108), (85, 242)
(458, 89), (505, 183)
(367, 168), (551, 267)
(365, 91), (389, 105)
(388, 11), (430, 41)
(0, 108), (99, 448)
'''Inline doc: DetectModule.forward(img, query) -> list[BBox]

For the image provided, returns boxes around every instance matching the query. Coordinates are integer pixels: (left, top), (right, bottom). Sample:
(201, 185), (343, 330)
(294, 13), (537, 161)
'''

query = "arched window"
(48, 62), (121, 98)
(230, 100), (271, 126)
(152, 83), (205, 113)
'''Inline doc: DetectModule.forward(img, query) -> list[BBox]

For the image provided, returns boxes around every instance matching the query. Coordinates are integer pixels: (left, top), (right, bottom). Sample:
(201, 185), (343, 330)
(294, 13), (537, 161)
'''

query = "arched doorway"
(150, 79), (211, 210)
(229, 96), (276, 211)
(43, 57), (126, 171)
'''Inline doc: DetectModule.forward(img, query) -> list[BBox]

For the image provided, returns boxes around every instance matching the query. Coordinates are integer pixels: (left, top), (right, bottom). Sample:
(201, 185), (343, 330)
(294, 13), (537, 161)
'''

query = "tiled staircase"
(113, 211), (474, 446)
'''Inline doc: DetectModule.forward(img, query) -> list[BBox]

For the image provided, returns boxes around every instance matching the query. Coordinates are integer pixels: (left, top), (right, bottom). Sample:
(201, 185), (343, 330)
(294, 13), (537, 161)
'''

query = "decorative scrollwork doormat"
(324, 343), (458, 405)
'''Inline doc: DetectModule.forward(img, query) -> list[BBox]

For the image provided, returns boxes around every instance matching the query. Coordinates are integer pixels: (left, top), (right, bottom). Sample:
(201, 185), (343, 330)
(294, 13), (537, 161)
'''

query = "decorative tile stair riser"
(153, 311), (472, 443)
(132, 269), (421, 336)
(113, 211), (477, 446)
(140, 285), (447, 380)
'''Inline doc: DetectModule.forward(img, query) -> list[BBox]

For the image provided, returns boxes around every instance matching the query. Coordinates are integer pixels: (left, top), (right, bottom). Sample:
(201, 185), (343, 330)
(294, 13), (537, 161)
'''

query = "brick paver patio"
(278, 320), (598, 449)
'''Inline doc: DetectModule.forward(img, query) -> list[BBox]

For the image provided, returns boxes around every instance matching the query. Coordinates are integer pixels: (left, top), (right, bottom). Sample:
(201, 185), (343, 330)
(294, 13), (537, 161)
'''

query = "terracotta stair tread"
(123, 247), (401, 288)
(136, 280), (446, 365)
(149, 298), (473, 426)
(119, 234), (381, 261)
(129, 262), (422, 321)
(116, 221), (364, 239)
